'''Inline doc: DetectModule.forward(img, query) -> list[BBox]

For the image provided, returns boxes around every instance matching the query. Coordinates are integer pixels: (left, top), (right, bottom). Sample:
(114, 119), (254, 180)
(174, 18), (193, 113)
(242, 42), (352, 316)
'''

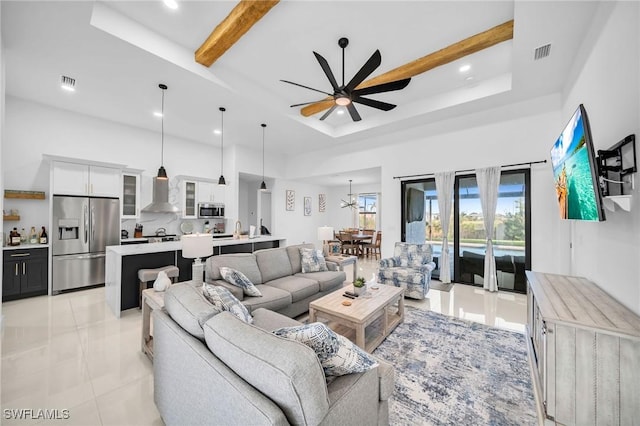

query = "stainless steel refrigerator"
(52, 195), (120, 293)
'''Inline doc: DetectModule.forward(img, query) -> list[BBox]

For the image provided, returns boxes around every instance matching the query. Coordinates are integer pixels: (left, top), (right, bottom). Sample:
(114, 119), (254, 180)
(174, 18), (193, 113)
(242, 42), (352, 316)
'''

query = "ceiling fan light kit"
(341, 179), (357, 209)
(282, 37), (411, 122)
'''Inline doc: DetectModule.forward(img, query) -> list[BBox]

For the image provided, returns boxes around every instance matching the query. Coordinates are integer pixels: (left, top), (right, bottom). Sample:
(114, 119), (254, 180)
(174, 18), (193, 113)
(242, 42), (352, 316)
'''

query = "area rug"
(373, 307), (537, 426)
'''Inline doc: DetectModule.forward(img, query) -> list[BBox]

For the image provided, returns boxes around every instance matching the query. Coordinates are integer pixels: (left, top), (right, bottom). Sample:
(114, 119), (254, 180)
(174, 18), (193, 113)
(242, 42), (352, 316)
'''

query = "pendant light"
(218, 107), (226, 186)
(157, 84), (168, 179)
(260, 123), (267, 191)
(340, 179), (357, 209)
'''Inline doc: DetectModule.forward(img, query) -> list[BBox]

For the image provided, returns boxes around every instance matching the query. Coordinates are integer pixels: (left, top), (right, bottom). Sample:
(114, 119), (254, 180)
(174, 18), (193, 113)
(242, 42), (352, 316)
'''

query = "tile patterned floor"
(0, 257), (527, 425)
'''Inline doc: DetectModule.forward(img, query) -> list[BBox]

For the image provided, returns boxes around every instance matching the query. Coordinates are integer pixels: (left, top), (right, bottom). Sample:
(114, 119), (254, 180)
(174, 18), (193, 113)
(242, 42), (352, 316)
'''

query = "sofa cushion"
(273, 322), (379, 376)
(266, 275), (319, 303)
(300, 248), (329, 273)
(254, 248), (293, 283)
(251, 307), (302, 331)
(220, 267), (262, 297)
(286, 243), (315, 274)
(240, 285), (291, 314)
(294, 271), (345, 292)
(204, 312), (330, 425)
(206, 254), (263, 285)
(163, 282), (221, 340)
(202, 284), (253, 324)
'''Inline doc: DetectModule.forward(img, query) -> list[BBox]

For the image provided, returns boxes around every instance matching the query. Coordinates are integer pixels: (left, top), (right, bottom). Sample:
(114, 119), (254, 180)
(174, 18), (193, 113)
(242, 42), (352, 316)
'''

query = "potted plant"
(353, 276), (366, 296)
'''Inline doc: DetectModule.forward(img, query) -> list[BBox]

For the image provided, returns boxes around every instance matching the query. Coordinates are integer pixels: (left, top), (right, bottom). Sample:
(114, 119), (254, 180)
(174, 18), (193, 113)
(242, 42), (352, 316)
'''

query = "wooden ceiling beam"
(195, 0), (280, 67)
(301, 19), (514, 117)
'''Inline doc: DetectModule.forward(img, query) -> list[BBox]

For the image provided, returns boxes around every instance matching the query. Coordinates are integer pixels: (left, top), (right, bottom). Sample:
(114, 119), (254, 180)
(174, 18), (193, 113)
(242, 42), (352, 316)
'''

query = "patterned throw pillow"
(272, 322), (378, 376)
(202, 284), (253, 324)
(219, 267), (262, 297)
(299, 248), (328, 273)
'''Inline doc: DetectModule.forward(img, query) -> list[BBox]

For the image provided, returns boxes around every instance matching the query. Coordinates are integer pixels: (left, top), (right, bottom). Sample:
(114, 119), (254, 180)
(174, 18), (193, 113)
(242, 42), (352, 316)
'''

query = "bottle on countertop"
(40, 226), (48, 244)
(29, 226), (38, 244)
(10, 228), (21, 246)
(20, 227), (27, 243)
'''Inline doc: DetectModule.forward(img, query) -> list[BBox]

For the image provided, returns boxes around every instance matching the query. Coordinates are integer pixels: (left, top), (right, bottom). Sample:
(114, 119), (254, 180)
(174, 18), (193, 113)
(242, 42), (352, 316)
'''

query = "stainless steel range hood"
(141, 177), (179, 213)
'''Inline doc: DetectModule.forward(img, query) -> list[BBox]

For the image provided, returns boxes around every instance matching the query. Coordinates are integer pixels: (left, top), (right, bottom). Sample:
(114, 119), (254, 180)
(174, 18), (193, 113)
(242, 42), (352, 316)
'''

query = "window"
(358, 194), (377, 229)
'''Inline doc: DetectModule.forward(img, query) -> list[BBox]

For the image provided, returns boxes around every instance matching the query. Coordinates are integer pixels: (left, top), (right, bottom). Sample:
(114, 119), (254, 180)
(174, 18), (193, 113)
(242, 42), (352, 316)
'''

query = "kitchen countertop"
(3, 243), (50, 251)
(107, 235), (283, 256)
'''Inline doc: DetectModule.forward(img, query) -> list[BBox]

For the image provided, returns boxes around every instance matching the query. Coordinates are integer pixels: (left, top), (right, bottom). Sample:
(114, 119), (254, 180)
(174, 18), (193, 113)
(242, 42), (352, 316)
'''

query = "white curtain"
(476, 166), (501, 292)
(435, 171), (455, 284)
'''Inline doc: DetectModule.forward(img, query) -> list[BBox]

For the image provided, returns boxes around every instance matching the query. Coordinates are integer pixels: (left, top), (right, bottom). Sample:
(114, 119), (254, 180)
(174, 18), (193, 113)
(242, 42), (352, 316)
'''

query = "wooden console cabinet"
(526, 271), (640, 425)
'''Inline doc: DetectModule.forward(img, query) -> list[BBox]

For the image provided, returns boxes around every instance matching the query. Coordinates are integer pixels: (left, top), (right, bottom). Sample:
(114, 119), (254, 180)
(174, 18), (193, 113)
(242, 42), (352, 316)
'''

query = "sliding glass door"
(401, 169), (530, 293)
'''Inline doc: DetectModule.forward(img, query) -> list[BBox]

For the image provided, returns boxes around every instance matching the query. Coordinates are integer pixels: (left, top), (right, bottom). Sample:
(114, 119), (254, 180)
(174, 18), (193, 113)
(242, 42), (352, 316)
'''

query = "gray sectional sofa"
(205, 243), (346, 318)
(153, 282), (395, 425)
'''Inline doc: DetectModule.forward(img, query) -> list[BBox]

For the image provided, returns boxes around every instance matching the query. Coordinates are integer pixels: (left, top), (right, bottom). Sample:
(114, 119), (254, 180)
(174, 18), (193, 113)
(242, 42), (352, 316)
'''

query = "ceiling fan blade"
(345, 49), (381, 92)
(352, 96), (396, 111)
(290, 100), (325, 107)
(313, 52), (340, 92)
(346, 103), (362, 122)
(352, 78), (411, 96)
(301, 20), (513, 117)
(280, 80), (332, 96)
(319, 105), (337, 121)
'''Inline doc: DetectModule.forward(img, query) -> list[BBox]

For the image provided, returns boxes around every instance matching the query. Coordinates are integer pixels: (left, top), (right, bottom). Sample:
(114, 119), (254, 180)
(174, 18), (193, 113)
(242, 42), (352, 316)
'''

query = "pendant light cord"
(220, 107), (225, 176)
(161, 88), (165, 167)
(262, 124), (266, 182)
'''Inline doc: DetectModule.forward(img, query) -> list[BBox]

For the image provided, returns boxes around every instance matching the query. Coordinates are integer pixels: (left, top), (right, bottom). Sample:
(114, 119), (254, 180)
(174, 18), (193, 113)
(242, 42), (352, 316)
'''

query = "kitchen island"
(105, 236), (285, 317)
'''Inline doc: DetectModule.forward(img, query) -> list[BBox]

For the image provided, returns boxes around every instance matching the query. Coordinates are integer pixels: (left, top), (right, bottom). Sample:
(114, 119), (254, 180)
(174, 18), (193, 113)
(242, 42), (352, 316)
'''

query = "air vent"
(60, 75), (76, 91)
(534, 44), (551, 60)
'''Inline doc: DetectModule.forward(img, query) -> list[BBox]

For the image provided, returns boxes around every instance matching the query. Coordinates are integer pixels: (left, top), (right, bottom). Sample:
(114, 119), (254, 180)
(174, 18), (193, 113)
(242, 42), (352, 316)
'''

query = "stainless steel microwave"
(198, 203), (225, 218)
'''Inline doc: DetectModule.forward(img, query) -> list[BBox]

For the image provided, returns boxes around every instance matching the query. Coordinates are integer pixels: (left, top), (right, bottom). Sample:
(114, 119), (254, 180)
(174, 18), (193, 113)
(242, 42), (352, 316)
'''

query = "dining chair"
(363, 231), (381, 259)
(339, 231), (358, 255)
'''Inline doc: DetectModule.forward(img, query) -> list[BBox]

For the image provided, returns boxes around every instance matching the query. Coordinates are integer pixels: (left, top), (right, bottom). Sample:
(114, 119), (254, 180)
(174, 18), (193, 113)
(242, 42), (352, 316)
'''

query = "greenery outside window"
(358, 194), (377, 229)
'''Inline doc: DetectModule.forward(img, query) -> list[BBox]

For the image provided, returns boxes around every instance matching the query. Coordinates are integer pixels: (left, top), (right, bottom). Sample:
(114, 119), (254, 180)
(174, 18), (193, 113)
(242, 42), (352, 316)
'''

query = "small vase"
(353, 285), (365, 296)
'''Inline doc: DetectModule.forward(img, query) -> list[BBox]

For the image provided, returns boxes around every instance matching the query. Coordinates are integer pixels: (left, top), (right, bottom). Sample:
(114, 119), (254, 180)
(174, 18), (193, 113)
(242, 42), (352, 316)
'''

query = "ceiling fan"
(281, 38), (411, 122)
(340, 179), (357, 209)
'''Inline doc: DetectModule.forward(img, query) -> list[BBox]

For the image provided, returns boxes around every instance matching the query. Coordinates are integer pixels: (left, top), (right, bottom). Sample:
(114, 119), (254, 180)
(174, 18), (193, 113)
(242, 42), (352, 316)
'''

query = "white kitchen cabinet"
(198, 181), (216, 202)
(181, 180), (197, 218)
(121, 172), (141, 218)
(52, 162), (120, 197)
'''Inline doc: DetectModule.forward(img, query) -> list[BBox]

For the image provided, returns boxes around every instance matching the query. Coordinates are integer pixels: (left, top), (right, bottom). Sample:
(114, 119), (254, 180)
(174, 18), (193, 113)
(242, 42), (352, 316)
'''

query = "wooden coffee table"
(309, 284), (404, 353)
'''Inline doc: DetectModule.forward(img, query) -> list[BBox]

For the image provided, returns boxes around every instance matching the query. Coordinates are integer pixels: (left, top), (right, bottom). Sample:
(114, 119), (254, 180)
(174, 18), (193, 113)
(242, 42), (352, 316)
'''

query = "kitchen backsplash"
(121, 214), (227, 237)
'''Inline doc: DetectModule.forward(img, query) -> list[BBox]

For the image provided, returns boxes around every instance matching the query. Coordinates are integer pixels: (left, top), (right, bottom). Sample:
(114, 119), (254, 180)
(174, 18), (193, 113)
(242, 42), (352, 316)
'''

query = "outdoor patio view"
(405, 170), (529, 293)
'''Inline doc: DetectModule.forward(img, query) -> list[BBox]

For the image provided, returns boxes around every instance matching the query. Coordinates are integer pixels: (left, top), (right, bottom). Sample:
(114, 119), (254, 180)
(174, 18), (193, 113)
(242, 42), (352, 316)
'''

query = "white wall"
(3, 96), (225, 237)
(288, 99), (564, 275)
(561, 1), (640, 314)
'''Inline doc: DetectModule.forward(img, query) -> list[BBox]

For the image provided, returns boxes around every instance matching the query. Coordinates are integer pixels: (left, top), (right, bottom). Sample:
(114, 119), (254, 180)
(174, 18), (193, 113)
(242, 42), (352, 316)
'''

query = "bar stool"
(138, 265), (179, 308)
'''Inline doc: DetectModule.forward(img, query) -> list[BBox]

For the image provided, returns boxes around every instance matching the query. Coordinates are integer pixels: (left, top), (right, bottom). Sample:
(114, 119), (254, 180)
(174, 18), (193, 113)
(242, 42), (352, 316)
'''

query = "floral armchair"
(378, 243), (436, 299)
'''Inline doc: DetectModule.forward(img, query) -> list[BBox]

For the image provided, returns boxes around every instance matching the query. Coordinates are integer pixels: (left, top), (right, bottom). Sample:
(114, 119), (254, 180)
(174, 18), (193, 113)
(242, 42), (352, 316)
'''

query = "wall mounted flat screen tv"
(550, 104), (605, 221)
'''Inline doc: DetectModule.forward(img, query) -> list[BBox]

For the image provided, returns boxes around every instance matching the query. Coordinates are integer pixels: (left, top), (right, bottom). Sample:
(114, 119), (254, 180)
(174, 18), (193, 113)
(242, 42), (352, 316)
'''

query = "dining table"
(351, 233), (372, 256)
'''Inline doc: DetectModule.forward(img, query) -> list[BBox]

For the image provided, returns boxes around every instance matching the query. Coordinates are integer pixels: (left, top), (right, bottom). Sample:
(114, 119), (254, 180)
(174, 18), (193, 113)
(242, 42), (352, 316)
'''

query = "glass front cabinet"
(121, 172), (141, 219)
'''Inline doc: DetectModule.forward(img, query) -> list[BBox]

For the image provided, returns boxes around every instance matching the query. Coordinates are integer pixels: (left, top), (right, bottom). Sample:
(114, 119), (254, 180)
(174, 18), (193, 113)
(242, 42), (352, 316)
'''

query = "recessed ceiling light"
(213, 129), (221, 135)
(60, 75), (76, 92)
(163, 0), (178, 10)
(459, 64), (471, 73)
(465, 76), (475, 81)
(153, 111), (163, 118)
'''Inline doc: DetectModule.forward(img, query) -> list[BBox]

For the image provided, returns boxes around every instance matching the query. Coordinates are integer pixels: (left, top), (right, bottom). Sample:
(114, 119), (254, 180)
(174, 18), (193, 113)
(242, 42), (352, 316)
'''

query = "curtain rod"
(393, 159), (548, 180)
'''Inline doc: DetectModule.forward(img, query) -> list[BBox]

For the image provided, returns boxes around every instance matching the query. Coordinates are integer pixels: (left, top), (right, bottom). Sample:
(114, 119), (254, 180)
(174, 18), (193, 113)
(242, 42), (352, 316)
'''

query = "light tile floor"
(0, 256), (527, 425)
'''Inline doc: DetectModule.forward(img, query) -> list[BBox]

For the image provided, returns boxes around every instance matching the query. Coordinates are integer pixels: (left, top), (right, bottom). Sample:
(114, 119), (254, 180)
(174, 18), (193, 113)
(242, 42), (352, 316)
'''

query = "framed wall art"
(286, 190), (295, 211)
(319, 193), (326, 212)
(304, 197), (312, 216)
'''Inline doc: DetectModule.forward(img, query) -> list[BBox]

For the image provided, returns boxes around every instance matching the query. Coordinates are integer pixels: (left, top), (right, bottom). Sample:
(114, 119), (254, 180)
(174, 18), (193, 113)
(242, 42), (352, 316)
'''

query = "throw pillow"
(219, 266), (262, 297)
(202, 284), (253, 324)
(272, 322), (378, 376)
(299, 248), (328, 273)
